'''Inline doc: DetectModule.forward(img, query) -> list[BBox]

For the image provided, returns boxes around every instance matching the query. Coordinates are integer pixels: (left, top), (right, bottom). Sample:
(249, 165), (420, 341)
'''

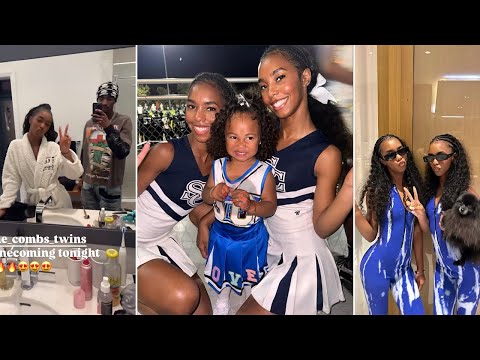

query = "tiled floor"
(173, 217), (353, 315)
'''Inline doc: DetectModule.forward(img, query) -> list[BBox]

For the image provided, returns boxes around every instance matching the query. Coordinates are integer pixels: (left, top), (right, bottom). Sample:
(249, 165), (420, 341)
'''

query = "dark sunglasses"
(380, 147), (409, 161)
(423, 152), (455, 163)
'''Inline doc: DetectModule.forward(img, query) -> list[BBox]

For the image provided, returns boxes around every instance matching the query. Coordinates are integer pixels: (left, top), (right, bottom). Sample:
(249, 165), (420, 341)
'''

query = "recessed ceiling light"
(425, 51), (431, 54)
(443, 75), (480, 80)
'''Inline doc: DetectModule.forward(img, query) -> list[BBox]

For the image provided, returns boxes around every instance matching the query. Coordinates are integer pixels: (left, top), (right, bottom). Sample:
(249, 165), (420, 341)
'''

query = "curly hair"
(359, 134), (426, 224)
(424, 134), (471, 211)
(23, 103), (57, 142)
(260, 45), (353, 178)
(207, 86), (279, 161)
(189, 72), (236, 105)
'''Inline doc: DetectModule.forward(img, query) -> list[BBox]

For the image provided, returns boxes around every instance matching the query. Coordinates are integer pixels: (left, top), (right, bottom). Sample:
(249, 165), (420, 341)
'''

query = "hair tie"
(309, 73), (337, 105)
(236, 93), (250, 107)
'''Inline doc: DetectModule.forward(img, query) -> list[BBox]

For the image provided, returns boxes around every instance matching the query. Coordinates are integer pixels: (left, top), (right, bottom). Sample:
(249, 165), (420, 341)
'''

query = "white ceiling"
(414, 45), (480, 84)
(414, 45), (480, 116)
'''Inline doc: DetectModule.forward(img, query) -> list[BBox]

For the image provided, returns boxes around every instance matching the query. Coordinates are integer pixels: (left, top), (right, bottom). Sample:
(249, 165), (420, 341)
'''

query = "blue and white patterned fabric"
(426, 197), (480, 315)
(360, 186), (424, 315)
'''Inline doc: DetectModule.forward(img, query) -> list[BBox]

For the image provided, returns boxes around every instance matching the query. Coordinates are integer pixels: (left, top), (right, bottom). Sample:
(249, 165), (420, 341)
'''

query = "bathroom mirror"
(0, 46), (136, 234)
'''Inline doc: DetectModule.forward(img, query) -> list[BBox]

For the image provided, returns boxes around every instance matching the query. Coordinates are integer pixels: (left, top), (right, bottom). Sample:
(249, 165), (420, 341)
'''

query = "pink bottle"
(80, 258), (92, 301)
(73, 288), (85, 309)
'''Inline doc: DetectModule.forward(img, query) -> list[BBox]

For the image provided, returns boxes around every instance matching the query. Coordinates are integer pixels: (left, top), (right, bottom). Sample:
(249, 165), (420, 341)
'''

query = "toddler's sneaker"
(212, 298), (230, 315)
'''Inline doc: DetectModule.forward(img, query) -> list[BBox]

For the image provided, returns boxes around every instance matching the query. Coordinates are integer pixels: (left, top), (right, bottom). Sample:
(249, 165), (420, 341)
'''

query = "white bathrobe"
(0, 134), (84, 210)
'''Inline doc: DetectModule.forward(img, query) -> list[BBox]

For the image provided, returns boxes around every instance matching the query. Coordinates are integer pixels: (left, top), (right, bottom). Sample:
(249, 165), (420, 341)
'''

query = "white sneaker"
(212, 299), (230, 315)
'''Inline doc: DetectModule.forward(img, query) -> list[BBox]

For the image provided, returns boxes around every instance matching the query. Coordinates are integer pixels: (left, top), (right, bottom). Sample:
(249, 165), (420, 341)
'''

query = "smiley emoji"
(41, 261), (52, 272)
(30, 261), (40, 272)
(18, 261), (28, 272)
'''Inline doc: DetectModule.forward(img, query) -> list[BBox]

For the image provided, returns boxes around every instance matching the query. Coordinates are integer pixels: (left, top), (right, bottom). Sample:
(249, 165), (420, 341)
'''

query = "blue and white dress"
(137, 136), (208, 276)
(426, 197), (480, 315)
(360, 186), (424, 315)
(204, 157), (271, 295)
(251, 130), (344, 315)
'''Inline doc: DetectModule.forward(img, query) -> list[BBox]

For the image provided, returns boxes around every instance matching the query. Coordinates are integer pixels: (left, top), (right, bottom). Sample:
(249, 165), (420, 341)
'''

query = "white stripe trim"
(149, 181), (190, 217)
(277, 186), (316, 199)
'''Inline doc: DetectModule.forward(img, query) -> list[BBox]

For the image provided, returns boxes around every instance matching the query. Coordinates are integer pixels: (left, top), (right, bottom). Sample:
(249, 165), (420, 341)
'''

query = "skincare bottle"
(80, 258), (92, 301)
(98, 276), (112, 315)
(119, 227), (127, 286)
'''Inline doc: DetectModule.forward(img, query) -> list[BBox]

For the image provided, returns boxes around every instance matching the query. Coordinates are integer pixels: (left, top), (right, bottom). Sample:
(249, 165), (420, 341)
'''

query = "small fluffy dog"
(442, 192), (480, 266)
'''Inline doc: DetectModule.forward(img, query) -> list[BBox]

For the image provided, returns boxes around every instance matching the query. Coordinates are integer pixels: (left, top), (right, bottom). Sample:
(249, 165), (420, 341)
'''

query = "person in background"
(304, 45), (354, 290)
(0, 103), (83, 218)
(314, 45), (353, 86)
(81, 82), (132, 210)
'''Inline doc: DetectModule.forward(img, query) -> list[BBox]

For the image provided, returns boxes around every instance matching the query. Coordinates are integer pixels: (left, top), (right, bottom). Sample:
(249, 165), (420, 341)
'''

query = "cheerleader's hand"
(196, 222), (210, 259)
(231, 189), (251, 211)
(210, 183), (232, 202)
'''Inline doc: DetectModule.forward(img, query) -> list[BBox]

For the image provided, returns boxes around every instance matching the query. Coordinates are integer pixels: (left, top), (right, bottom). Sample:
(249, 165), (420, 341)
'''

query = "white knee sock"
(217, 287), (231, 302)
(243, 286), (252, 299)
(213, 287), (231, 315)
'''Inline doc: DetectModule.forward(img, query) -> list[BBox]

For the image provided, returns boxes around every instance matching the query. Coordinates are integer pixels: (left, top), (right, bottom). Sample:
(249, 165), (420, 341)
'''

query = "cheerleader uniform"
(251, 130), (344, 315)
(204, 157), (271, 295)
(137, 136), (208, 276)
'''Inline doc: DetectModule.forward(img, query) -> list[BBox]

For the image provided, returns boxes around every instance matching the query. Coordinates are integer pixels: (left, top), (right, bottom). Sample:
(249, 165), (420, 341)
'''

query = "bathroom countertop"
(27, 208), (136, 231)
(0, 268), (135, 315)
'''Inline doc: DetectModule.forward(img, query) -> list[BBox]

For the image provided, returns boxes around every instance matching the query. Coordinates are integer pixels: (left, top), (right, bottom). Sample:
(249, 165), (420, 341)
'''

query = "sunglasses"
(423, 152), (455, 163)
(380, 147), (409, 161)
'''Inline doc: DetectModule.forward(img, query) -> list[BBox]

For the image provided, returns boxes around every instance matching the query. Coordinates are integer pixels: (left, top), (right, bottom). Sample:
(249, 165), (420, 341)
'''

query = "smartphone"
(92, 103), (102, 122)
(92, 102), (102, 114)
